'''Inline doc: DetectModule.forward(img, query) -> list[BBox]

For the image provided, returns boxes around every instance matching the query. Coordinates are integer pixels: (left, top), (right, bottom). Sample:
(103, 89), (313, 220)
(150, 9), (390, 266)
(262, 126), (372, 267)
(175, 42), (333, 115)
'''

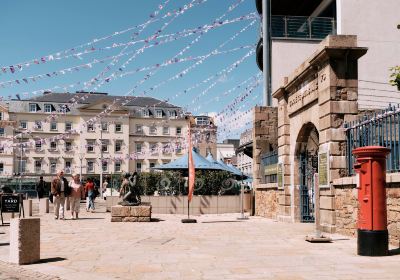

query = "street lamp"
(99, 123), (103, 199)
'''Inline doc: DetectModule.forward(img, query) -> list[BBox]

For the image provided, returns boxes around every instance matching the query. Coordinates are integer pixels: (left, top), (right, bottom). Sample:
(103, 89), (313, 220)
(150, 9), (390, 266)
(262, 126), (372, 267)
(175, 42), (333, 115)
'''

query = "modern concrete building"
(0, 92), (190, 180)
(264, 0), (399, 109)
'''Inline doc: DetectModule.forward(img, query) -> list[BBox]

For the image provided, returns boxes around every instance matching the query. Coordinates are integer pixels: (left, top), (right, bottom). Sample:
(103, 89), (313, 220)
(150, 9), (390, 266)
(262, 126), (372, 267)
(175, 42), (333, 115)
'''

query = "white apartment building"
(0, 92), (189, 180)
(236, 129), (253, 177)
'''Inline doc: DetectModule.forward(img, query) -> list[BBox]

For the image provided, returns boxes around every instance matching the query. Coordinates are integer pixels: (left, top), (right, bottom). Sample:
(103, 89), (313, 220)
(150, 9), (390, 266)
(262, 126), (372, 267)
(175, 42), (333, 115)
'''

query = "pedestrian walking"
(51, 170), (70, 220)
(69, 173), (84, 219)
(85, 178), (95, 212)
(36, 176), (45, 199)
(102, 179), (108, 195)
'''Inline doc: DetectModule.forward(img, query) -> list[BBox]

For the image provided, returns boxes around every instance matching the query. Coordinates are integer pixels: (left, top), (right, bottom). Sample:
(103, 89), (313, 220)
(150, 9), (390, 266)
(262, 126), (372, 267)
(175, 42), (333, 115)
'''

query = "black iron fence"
(345, 105), (400, 175)
(260, 150), (278, 183)
(271, 16), (336, 40)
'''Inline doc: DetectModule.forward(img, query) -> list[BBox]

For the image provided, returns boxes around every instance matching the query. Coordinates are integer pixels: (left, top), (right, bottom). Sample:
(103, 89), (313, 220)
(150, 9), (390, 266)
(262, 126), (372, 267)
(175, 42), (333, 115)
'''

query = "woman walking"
(85, 178), (95, 212)
(69, 173), (84, 219)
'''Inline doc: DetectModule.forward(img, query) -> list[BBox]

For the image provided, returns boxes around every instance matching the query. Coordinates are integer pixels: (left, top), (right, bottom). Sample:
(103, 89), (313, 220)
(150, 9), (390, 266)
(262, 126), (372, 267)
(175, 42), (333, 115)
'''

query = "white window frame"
(115, 140), (122, 153)
(176, 127), (182, 135)
(65, 141), (72, 151)
(101, 140), (109, 153)
(34, 160), (42, 173)
(150, 126), (157, 134)
(50, 121), (57, 131)
(115, 123), (122, 133)
(87, 140), (95, 153)
(19, 160), (26, 174)
(44, 104), (52, 113)
(101, 122), (108, 131)
(50, 141), (57, 150)
(29, 103), (37, 112)
(65, 160), (72, 174)
(0, 163), (3, 173)
(163, 126), (170, 135)
(87, 123), (95, 132)
(35, 141), (42, 151)
(0, 112), (3, 120)
(65, 122), (72, 131)
(136, 143), (142, 153)
(136, 162), (142, 172)
(114, 161), (121, 172)
(142, 109), (149, 118)
(102, 161), (108, 172)
(136, 125), (143, 133)
(0, 128), (4, 137)
(87, 160), (94, 173)
(50, 160), (57, 174)
(35, 120), (42, 130)
(155, 109), (162, 118)
(19, 121), (27, 129)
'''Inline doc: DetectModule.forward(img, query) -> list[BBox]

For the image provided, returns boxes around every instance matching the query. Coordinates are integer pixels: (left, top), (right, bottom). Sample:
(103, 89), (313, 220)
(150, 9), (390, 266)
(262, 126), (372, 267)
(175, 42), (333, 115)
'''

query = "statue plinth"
(111, 203), (151, 222)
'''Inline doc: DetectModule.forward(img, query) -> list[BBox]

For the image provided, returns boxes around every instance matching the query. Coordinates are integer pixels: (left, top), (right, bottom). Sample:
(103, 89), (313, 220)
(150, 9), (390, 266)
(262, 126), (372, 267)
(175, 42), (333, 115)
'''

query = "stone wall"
(334, 182), (400, 246)
(255, 187), (279, 219)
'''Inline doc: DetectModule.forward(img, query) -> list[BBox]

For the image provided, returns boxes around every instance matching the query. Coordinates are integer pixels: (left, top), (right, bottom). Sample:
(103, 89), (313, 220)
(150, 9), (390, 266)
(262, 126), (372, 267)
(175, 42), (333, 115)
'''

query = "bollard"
(9, 218), (40, 264)
(23, 199), (33, 217)
(353, 146), (390, 256)
(39, 198), (49, 214)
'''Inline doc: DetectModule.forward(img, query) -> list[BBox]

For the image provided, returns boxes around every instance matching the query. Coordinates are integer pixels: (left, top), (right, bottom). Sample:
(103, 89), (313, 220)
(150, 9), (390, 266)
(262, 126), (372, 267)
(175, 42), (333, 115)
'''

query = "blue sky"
(0, 0), (262, 138)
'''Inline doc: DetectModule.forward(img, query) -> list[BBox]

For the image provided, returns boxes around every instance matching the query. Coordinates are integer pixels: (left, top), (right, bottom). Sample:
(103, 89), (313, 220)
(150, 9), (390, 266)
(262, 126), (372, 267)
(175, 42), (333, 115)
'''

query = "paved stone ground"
(0, 200), (400, 279)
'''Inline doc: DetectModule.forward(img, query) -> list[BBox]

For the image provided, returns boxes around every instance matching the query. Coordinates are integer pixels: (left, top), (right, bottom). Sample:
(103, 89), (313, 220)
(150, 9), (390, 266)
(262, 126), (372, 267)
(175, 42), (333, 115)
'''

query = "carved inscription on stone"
(288, 78), (318, 114)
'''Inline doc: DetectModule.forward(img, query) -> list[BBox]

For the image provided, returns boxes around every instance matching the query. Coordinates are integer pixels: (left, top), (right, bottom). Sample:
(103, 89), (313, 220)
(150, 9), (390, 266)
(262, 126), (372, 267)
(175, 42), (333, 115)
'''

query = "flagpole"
(182, 115), (197, 223)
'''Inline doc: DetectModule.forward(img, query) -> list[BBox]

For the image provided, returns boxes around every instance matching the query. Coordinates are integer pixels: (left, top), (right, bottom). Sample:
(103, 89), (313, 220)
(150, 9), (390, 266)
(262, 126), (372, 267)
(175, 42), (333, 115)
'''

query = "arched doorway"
(295, 123), (319, 223)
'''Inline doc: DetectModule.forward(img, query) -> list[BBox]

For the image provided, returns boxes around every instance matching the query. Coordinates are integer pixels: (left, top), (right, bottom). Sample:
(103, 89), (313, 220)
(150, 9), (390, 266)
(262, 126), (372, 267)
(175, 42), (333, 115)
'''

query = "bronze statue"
(118, 172), (141, 206)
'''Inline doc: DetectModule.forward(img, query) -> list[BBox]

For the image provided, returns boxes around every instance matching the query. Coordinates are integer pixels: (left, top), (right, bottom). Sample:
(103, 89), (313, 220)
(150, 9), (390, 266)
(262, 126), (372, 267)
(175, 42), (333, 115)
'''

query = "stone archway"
(294, 122), (319, 223)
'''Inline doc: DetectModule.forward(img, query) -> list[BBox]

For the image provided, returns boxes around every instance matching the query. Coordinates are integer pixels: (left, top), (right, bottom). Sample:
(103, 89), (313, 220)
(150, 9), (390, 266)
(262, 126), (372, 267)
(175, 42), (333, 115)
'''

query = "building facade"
(0, 92), (191, 180)
(236, 129), (253, 178)
(191, 115), (217, 158)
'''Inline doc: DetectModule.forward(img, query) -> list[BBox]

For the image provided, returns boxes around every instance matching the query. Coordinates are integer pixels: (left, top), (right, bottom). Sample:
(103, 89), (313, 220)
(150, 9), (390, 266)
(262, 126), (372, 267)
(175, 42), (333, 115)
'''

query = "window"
(101, 122), (108, 131)
(87, 123), (94, 132)
(35, 160), (42, 173)
(50, 141), (57, 150)
(65, 160), (72, 174)
(44, 104), (53, 113)
(150, 126), (157, 134)
(87, 140), (95, 153)
(136, 143), (142, 153)
(29, 103), (37, 112)
(142, 109), (149, 117)
(156, 109), (162, 118)
(149, 162), (155, 168)
(115, 123), (122, 133)
(115, 161), (121, 172)
(115, 140), (122, 152)
(162, 143), (169, 154)
(65, 122), (72, 131)
(101, 140), (108, 152)
(59, 104), (70, 114)
(87, 160), (94, 173)
(0, 112), (3, 120)
(102, 161), (108, 172)
(19, 160), (26, 173)
(35, 141), (42, 151)
(50, 160), (57, 174)
(168, 110), (176, 118)
(65, 141), (72, 151)
(0, 163), (3, 173)
(136, 162), (142, 172)
(136, 125), (143, 134)
(0, 128), (4, 137)
(176, 127), (182, 135)
(150, 143), (158, 153)
(0, 146), (4, 153)
(19, 121), (27, 129)
(196, 116), (210, 125)
(176, 144), (182, 154)
(163, 126), (170, 135)
(35, 121), (42, 130)
(50, 121), (57, 131)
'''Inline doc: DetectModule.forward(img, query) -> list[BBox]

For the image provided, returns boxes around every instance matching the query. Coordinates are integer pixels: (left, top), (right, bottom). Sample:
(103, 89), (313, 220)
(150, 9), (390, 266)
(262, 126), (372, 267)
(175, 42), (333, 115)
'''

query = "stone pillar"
(39, 198), (49, 214)
(9, 218), (40, 264)
(23, 199), (32, 217)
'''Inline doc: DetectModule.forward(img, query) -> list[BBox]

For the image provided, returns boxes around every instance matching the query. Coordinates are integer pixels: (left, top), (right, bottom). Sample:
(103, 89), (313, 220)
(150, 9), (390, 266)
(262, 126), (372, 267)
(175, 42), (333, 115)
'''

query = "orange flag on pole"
(188, 127), (195, 202)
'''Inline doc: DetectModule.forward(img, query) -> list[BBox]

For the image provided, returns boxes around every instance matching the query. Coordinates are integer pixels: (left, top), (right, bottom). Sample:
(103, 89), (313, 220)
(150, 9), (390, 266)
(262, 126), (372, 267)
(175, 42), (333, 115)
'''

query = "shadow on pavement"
(389, 248), (400, 256)
(150, 218), (165, 222)
(202, 221), (243, 223)
(36, 257), (67, 264)
(0, 243), (9, 246)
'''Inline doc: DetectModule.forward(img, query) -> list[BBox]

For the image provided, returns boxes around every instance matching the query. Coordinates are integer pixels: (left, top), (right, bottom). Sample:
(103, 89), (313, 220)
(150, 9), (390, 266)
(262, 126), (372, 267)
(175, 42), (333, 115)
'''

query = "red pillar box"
(353, 146), (390, 256)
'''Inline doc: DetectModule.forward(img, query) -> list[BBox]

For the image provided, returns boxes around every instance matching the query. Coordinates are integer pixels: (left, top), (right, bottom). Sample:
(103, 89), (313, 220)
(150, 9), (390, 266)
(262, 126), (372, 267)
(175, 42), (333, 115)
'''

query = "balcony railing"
(271, 16), (336, 40)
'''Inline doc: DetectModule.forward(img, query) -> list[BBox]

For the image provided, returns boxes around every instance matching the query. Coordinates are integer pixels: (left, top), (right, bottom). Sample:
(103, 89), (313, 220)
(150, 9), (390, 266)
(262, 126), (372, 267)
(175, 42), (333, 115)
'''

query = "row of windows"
(27, 159), (123, 174)
(28, 103), (179, 119)
(19, 120), (182, 135)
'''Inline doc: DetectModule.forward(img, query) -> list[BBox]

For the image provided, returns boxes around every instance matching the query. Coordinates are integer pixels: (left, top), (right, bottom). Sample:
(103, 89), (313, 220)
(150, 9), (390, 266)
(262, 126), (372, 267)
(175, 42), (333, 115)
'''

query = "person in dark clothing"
(36, 176), (45, 199)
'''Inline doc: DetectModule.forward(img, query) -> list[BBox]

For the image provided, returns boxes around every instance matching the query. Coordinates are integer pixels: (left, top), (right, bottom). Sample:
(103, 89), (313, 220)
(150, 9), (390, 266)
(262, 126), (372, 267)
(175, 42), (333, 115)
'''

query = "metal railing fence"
(345, 104), (400, 175)
(271, 16), (336, 40)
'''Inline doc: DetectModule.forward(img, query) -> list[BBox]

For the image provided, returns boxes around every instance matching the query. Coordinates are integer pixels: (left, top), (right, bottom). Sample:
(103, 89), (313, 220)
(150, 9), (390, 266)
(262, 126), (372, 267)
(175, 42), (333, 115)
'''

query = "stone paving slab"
(0, 201), (399, 279)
